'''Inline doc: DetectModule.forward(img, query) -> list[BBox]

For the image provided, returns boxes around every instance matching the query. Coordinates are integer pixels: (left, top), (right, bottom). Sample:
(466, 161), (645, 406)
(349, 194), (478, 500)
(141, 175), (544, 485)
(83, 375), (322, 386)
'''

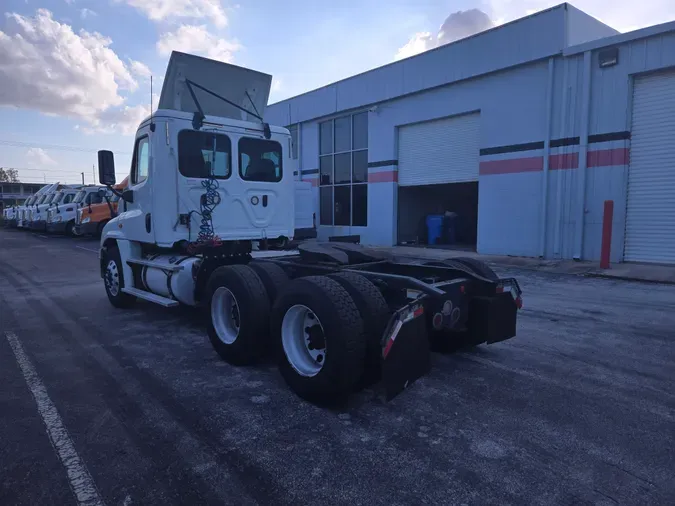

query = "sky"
(0, 0), (673, 185)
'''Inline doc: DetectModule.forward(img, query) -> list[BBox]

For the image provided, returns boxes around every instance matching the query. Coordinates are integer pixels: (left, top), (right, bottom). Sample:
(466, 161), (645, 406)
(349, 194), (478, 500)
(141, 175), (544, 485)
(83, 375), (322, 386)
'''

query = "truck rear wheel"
(206, 265), (271, 366)
(249, 261), (289, 303)
(102, 246), (137, 309)
(328, 272), (390, 385)
(271, 276), (365, 403)
(450, 257), (498, 280)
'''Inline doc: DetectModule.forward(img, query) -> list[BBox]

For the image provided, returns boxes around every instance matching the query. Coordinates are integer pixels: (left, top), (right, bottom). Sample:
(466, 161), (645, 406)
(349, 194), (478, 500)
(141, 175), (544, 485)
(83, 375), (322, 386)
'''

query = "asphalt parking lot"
(1, 228), (674, 506)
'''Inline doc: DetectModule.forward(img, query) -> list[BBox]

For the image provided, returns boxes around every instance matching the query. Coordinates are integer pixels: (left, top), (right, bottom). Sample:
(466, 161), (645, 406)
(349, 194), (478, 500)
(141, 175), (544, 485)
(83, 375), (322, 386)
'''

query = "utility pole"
(81, 172), (85, 185)
(92, 164), (96, 184)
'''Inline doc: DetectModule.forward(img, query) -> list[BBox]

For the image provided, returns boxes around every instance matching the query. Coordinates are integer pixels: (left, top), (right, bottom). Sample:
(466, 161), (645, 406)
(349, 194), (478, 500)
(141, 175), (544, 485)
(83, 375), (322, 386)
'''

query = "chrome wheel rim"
(211, 287), (240, 344)
(281, 305), (326, 377)
(105, 260), (120, 296)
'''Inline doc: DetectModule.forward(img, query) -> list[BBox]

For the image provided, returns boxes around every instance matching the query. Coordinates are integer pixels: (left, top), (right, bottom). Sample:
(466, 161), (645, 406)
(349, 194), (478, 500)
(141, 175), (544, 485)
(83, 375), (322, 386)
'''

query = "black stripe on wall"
(480, 141), (544, 156)
(550, 137), (580, 148)
(480, 131), (630, 156)
(300, 168), (319, 175)
(589, 131), (630, 143)
(367, 160), (398, 168)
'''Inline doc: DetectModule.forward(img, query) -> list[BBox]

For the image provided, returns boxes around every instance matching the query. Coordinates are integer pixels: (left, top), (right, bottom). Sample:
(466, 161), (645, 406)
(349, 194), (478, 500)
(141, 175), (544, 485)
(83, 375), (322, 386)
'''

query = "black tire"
(249, 261), (290, 303)
(206, 265), (271, 366)
(451, 257), (498, 280)
(65, 221), (74, 236)
(271, 276), (365, 403)
(102, 245), (137, 308)
(328, 272), (390, 384)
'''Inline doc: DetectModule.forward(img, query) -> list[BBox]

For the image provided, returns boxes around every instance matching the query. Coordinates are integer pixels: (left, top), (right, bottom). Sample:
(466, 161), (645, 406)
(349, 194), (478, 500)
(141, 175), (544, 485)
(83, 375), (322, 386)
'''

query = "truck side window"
(63, 194), (74, 204)
(178, 130), (231, 179)
(238, 138), (282, 182)
(132, 136), (150, 185)
(90, 193), (103, 205)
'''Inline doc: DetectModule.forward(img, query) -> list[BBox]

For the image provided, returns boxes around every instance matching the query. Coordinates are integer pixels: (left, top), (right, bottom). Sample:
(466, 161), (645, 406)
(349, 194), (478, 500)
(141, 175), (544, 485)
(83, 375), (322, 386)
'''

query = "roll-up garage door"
(398, 113), (480, 186)
(624, 71), (675, 264)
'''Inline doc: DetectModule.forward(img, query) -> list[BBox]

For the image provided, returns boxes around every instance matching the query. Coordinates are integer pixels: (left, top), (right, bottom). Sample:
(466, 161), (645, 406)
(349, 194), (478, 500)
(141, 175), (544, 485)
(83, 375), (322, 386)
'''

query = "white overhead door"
(398, 113), (480, 186)
(625, 71), (675, 264)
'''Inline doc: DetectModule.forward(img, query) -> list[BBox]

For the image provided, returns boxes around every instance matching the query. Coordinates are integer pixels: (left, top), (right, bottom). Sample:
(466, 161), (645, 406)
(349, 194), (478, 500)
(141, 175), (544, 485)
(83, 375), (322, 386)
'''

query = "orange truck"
(74, 177), (128, 237)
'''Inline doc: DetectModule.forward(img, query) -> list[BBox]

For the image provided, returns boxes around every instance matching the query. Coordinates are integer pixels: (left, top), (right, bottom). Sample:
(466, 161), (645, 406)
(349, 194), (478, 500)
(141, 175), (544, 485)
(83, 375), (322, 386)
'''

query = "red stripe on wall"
(479, 148), (629, 176)
(368, 170), (398, 183)
(479, 156), (543, 175)
(549, 152), (579, 170)
(303, 177), (319, 187)
(587, 148), (629, 167)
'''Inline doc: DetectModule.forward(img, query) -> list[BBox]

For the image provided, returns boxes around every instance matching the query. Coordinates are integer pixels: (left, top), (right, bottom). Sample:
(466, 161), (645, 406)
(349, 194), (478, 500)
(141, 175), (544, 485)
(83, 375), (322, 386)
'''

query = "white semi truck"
(17, 183), (55, 228)
(97, 52), (522, 403)
(47, 185), (103, 235)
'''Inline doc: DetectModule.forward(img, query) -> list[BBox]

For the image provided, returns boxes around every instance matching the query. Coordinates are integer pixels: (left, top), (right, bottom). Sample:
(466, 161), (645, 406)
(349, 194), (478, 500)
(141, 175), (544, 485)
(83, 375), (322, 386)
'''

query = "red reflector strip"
(383, 338), (394, 359)
(496, 285), (504, 293)
(413, 306), (424, 318)
(516, 296), (523, 309)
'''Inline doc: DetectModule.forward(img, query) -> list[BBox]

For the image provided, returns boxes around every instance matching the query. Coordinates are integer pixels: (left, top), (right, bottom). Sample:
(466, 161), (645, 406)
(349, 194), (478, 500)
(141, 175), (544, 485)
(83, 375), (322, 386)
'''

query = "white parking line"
(4, 331), (105, 506)
(75, 246), (99, 253)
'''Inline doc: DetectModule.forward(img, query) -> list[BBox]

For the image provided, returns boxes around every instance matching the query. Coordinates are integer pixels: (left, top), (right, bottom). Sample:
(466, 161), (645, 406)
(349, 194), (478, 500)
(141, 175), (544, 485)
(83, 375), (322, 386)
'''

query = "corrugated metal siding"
(624, 71), (675, 263)
(398, 114), (480, 186)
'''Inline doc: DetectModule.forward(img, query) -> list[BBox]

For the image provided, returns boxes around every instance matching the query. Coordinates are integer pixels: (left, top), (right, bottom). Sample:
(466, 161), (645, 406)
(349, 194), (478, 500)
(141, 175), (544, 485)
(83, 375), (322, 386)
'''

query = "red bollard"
(600, 200), (614, 269)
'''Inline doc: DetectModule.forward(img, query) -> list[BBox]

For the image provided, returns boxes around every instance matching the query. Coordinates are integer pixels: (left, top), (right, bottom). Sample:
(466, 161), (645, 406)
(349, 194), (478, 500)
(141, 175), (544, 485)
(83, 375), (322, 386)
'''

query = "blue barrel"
(426, 215), (444, 245)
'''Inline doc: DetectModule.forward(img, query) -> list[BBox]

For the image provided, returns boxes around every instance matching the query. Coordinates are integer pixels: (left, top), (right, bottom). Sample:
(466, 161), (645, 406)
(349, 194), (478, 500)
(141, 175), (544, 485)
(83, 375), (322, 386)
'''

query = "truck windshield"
(35, 195), (47, 205)
(178, 130), (231, 179)
(43, 194), (55, 205)
(52, 192), (64, 204)
(73, 190), (86, 203)
(239, 137), (282, 182)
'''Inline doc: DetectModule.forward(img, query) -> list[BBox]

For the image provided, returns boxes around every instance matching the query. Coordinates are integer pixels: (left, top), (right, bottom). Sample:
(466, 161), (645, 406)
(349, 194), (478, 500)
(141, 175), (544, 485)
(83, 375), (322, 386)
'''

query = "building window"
(288, 124), (298, 160)
(319, 112), (368, 226)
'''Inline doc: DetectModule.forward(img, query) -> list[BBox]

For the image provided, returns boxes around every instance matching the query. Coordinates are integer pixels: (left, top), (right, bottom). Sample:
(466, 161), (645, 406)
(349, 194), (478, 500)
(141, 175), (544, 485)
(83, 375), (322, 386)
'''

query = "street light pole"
(81, 172), (85, 185)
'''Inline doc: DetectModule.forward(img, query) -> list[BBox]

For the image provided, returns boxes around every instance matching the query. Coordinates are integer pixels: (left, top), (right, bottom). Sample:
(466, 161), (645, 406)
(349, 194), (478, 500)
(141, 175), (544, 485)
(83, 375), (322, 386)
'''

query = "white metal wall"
(398, 114), (480, 186)
(624, 71), (675, 264)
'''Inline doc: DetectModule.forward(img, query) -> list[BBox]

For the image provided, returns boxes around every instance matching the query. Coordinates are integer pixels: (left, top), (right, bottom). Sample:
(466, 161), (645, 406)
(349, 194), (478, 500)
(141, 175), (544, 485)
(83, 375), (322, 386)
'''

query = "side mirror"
(98, 150), (116, 186)
(121, 189), (134, 203)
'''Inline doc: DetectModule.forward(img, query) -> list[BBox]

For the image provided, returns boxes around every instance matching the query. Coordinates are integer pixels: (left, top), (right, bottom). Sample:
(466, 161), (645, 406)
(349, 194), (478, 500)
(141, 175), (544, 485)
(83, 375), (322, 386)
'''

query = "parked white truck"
(17, 183), (55, 228)
(96, 52), (522, 403)
(46, 185), (103, 235)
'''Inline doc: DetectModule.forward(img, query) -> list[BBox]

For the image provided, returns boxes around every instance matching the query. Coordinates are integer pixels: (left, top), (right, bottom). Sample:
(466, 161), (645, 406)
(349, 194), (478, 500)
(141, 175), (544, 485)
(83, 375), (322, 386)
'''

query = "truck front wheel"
(271, 276), (365, 403)
(206, 265), (271, 365)
(102, 246), (136, 308)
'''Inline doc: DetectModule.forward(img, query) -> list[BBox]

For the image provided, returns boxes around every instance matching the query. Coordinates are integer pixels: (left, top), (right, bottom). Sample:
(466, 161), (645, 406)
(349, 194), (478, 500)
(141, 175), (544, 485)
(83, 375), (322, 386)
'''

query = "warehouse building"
(265, 3), (675, 264)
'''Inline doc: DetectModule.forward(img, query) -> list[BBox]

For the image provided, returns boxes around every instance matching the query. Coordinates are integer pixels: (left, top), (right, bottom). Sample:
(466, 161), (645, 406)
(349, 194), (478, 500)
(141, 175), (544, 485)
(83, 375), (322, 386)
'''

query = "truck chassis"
(100, 240), (522, 403)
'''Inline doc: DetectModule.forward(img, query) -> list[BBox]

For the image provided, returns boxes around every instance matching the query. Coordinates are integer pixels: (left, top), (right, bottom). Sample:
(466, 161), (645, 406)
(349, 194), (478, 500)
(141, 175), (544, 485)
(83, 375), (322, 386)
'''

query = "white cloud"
(157, 24), (241, 62)
(0, 9), (145, 135)
(129, 59), (152, 80)
(271, 78), (282, 92)
(26, 148), (57, 166)
(80, 8), (96, 19)
(395, 9), (494, 60)
(120, 0), (228, 27)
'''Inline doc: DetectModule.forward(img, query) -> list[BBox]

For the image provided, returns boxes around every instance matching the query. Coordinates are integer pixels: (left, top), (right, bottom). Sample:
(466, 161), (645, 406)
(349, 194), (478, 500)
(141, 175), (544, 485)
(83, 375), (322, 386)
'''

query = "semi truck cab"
(74, 179), (128, 237)
(46, 187), (87, 235)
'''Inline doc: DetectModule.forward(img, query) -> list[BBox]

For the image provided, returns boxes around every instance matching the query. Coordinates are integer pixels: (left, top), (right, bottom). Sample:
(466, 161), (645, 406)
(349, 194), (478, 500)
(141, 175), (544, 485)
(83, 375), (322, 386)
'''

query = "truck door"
(124, 128), (155, 243)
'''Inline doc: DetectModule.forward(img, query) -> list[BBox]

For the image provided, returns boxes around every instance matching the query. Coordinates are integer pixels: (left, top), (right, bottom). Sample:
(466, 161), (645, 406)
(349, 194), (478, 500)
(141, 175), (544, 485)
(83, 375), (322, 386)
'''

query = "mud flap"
(381, 302), (431, 401)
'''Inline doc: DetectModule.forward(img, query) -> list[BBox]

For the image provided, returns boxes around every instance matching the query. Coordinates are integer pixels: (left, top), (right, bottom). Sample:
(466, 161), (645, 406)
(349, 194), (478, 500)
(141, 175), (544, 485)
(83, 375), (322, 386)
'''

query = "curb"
(583, 272), (675, 286)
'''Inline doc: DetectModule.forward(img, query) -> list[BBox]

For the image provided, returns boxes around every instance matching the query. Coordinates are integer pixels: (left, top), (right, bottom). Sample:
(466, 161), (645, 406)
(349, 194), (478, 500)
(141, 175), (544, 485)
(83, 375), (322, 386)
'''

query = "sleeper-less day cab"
(97, 52), (522, 404)
(46, 186), (99, 235)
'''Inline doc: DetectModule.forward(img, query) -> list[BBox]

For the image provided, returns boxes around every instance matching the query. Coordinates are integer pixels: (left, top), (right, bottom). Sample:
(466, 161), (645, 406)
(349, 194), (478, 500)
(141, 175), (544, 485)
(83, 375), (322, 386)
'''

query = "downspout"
(574, 50), (592, 260)
(539, 57), (555, 258)
(553, 60), (569, 258)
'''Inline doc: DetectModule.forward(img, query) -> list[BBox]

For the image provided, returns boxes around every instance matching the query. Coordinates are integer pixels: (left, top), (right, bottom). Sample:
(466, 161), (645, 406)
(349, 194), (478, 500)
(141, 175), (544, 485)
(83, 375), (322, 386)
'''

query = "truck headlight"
(82, 217), (91, 224)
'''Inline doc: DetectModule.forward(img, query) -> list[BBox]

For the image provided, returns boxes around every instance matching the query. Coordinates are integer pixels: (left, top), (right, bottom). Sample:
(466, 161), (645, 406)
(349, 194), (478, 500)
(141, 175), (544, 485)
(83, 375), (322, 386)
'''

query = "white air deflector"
(158, 51), (273, 122)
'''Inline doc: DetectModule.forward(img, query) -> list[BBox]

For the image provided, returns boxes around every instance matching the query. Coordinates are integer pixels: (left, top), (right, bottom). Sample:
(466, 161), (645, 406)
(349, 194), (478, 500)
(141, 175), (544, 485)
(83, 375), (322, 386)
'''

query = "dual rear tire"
(206, 265), (389, 403)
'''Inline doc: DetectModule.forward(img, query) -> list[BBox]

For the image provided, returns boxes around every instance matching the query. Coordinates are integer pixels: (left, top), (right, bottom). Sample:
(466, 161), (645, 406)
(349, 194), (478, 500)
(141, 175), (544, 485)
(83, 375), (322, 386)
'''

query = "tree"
(0, 168), (20, 183)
